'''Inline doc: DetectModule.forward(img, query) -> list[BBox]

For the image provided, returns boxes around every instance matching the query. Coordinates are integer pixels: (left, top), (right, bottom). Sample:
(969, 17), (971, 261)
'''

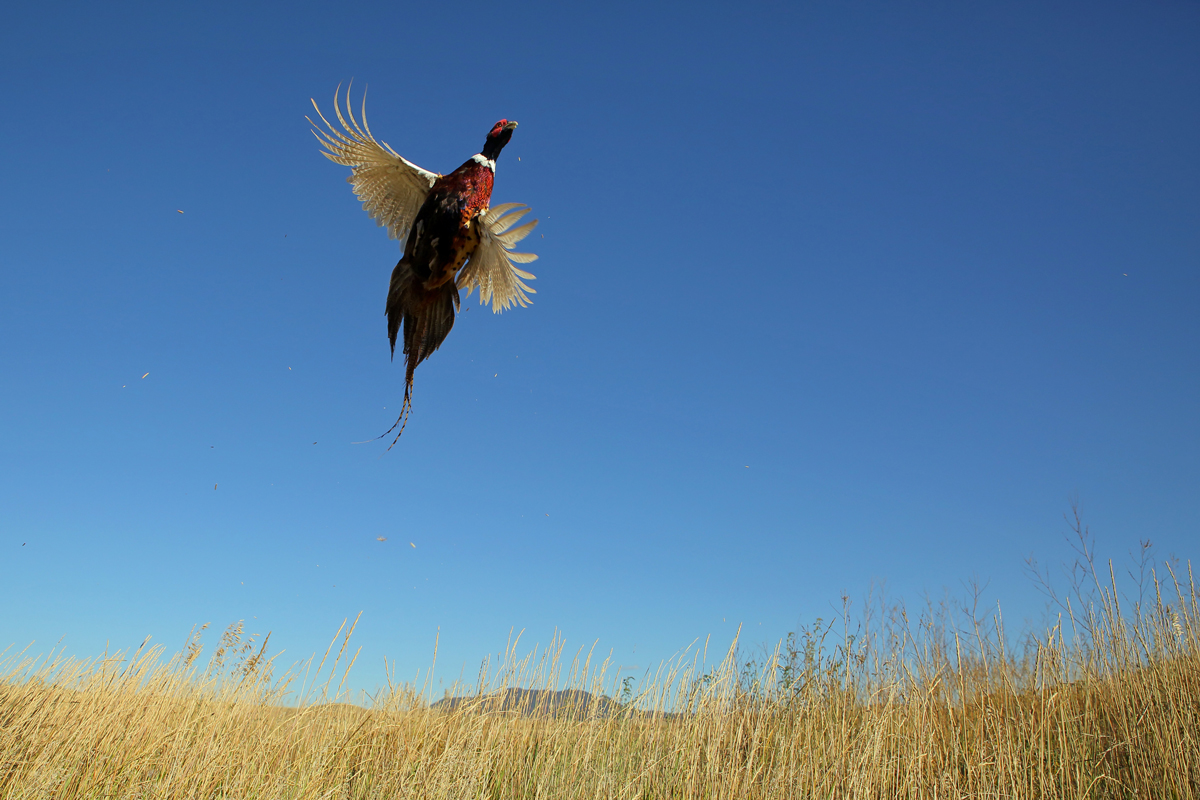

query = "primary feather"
(309, 84), (439, 245)
(459, 204), (539, 313)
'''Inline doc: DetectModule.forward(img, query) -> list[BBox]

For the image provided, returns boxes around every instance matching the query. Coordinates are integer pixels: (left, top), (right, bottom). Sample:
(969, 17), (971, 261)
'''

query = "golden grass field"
(3, 532), (1198, 798)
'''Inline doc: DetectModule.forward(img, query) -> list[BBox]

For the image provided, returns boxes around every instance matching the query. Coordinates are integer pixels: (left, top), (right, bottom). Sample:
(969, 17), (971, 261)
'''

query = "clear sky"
(2, 1), (1197, 699)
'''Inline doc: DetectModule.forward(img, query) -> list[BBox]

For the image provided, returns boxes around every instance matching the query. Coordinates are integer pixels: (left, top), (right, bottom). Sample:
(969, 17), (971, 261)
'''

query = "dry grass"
(3, 534), (1198, 798)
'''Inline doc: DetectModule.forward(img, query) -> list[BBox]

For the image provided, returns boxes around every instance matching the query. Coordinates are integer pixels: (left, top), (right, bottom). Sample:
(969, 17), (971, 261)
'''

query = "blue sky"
(1, 0), (1197, 698)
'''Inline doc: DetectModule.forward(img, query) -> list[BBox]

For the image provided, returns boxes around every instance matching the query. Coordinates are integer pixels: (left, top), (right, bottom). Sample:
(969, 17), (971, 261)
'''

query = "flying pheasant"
(310, 86), (538, 445)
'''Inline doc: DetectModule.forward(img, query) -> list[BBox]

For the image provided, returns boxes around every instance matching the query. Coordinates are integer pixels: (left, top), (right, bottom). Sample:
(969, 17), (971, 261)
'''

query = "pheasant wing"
(309, 85), (440, 245)
(459, 204), (539, 313)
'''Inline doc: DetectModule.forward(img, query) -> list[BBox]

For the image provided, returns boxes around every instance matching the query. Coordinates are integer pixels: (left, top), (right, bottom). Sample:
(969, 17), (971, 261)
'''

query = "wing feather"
(496, 219), (539, 248)
(308, 84), (439, 244)
(458, 205), (539, 313)
(481, 203), (526, 229)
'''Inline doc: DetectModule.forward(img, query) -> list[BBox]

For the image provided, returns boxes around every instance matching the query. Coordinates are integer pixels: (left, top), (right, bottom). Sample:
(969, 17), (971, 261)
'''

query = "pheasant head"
(482, 120), (518, 160)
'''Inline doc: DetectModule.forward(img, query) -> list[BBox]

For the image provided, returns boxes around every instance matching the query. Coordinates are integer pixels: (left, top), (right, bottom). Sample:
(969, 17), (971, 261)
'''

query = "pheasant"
(310, 86), (538, 445)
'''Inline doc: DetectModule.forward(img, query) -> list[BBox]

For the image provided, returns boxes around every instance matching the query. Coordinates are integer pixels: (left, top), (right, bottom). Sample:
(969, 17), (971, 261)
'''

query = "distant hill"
(431, 688), (625, 719)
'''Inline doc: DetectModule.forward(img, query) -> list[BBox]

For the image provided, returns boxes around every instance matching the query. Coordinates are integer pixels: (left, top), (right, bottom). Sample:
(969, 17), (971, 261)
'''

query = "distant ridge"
(432, 689), (618, 718)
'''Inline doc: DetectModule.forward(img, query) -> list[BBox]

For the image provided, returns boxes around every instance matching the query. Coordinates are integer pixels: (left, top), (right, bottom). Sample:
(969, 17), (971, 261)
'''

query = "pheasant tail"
(382, 259), (459, 447)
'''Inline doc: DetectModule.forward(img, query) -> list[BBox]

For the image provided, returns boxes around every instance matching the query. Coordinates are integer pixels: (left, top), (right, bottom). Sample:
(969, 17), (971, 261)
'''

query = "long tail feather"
(384, 383), (413, 450)
(351, 388), (411, 446)
(362, 256), (457, 447)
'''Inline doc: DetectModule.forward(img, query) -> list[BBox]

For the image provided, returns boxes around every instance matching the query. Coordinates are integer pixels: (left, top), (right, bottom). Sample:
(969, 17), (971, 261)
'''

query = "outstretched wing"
(309, 85), (440, 245)
(459, 204), (539, 313)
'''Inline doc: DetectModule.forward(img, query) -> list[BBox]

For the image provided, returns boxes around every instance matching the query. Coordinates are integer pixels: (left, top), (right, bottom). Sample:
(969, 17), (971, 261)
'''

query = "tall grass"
(3, 530), (1197, 798)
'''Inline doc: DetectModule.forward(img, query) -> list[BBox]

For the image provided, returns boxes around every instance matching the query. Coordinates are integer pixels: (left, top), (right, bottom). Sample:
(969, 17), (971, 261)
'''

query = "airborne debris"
(377, 537), (387, 542)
